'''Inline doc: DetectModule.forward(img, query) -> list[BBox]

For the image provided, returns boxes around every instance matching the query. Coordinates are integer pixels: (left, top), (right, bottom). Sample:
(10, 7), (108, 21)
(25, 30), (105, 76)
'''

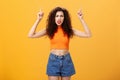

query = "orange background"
(0, 0), (120, 80)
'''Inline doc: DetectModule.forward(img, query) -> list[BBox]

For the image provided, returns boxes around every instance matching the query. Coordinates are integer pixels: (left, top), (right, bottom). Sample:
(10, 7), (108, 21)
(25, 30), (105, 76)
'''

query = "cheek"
(61, 18), (64, 22)
(55, 17), (58, 22)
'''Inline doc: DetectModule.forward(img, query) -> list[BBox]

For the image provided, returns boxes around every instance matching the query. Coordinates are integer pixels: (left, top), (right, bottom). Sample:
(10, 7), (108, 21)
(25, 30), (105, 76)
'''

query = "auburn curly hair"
(46, 7), (73, 39)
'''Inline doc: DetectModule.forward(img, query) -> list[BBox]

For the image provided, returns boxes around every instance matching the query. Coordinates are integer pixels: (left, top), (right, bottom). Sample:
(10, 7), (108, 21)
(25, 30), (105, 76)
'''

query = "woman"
(28, 7), (91, 80)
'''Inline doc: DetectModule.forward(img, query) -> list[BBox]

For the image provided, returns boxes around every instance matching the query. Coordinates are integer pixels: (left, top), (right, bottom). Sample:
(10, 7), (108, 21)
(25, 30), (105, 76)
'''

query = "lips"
(57, 20), (61, 24)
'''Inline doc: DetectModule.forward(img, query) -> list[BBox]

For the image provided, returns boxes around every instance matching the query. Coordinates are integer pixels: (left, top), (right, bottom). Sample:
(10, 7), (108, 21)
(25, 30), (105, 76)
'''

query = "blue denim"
(46, 52), (75, 77)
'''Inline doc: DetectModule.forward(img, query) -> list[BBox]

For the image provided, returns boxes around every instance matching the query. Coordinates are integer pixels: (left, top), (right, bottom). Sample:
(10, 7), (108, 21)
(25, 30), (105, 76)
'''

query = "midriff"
(50, 48), (69, 56)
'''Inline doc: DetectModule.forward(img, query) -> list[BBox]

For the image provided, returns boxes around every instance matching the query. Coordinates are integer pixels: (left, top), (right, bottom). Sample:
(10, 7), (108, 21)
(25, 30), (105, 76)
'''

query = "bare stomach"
(50, 48), (69, 56)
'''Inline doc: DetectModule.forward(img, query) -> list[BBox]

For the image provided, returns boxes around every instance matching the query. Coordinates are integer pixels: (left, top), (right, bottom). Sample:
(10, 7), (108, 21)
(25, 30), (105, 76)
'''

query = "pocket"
(49, 54), (56, 62)
(65, 55), (72, 63)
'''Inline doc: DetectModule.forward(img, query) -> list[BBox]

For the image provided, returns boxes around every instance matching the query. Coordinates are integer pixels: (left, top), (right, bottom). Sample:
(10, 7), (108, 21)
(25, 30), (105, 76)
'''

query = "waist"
(50, 52), (70, 59)
(50, 49), (69, 56)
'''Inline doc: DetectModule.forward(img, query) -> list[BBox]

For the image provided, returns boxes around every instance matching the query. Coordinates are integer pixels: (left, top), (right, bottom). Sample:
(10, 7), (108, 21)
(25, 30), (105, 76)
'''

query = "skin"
(28, 8), (92, 80)
(55, 11), (64, 27)
(28, 9), (91, 38)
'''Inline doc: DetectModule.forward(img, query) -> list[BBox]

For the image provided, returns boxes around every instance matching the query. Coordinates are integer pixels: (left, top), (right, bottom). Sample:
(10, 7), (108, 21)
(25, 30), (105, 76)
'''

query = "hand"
(37, 9), (44, 20)
(77, 9), (83, 19)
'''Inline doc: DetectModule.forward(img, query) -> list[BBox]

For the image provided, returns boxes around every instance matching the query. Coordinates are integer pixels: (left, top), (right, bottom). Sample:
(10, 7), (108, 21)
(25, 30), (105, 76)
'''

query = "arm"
(28, 10), (46, 38)
(73, 10), (92, 38)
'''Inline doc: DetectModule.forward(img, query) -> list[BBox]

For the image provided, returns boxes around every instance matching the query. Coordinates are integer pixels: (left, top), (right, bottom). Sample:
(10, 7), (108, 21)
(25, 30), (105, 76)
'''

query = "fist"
(77, 9), (83, 19)
(37, 9), (44, 20)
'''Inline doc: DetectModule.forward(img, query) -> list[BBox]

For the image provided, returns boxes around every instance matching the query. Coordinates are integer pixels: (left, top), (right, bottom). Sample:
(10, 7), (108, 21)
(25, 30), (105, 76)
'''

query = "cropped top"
(50, 27), (69, 50)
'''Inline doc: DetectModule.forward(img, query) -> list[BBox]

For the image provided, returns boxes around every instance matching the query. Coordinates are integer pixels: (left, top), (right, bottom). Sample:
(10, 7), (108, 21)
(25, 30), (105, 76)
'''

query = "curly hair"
(46, 7), (73, 39)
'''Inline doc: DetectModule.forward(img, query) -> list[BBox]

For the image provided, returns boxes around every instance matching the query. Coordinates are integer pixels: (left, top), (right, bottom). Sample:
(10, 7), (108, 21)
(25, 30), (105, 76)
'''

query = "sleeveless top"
(50, 27), (69, 50)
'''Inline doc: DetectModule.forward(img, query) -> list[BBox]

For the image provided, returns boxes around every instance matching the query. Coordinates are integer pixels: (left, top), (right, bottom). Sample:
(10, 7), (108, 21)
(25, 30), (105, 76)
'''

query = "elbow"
(87, 35), (92, 38)
(28, 34), (34, 38)
(84, 32), (92, 38)
(87, 33), (92, 38)
(28, 35), (32, 38)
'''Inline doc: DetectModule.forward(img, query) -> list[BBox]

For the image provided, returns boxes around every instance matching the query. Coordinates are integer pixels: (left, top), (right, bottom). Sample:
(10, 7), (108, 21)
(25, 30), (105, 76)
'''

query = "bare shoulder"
(72, 28), (82, 33)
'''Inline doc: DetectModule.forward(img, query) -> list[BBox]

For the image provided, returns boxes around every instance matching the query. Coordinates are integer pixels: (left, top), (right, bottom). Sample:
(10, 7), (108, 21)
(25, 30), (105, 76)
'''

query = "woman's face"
(55, 11), (64, 26)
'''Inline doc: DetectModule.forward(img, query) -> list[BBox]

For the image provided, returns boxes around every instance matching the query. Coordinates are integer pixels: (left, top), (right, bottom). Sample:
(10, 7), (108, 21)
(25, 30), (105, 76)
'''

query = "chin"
(56, 24), (62, 26)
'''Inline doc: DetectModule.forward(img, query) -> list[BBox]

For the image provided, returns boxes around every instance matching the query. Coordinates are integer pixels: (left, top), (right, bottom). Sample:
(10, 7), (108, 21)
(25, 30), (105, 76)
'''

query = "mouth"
(57, 20), (61, 24)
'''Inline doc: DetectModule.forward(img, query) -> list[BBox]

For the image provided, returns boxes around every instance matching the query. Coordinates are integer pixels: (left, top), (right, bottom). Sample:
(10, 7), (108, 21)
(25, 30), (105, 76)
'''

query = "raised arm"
(73, 9), (92, 38)
(28, 10), (46, 38)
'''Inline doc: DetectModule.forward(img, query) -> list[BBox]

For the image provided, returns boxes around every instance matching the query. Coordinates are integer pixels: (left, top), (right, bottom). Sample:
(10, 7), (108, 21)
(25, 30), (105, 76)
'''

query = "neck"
(57, 26), (62, 28)
(58, 25), (62, 28)
(58, 25), (61, 27)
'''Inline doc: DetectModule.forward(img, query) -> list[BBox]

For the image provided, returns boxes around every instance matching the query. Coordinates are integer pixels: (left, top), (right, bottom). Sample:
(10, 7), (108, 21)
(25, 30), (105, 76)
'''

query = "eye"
(60, 15), (64, 17)
(55, 15), (59, 17)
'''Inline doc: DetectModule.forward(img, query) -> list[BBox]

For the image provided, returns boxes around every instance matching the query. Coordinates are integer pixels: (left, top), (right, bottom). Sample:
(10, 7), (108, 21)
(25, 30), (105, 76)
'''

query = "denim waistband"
(50, 52), (70, 59)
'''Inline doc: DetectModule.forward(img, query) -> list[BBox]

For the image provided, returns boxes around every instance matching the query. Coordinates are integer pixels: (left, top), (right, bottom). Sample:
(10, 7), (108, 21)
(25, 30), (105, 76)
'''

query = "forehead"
(56, 11), (64, 15)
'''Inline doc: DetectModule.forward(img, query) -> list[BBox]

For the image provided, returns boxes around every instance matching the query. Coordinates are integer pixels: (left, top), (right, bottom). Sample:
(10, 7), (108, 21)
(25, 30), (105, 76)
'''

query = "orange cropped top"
(50, 27), (69, 50)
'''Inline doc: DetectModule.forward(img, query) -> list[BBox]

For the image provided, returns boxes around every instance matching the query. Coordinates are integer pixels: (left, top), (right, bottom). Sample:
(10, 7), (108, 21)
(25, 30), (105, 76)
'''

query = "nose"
(58, 16), (61, 19)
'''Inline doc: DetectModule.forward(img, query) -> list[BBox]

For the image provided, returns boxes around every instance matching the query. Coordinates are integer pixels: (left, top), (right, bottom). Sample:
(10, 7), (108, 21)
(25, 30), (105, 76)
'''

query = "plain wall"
(0, 0), (120, 80)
